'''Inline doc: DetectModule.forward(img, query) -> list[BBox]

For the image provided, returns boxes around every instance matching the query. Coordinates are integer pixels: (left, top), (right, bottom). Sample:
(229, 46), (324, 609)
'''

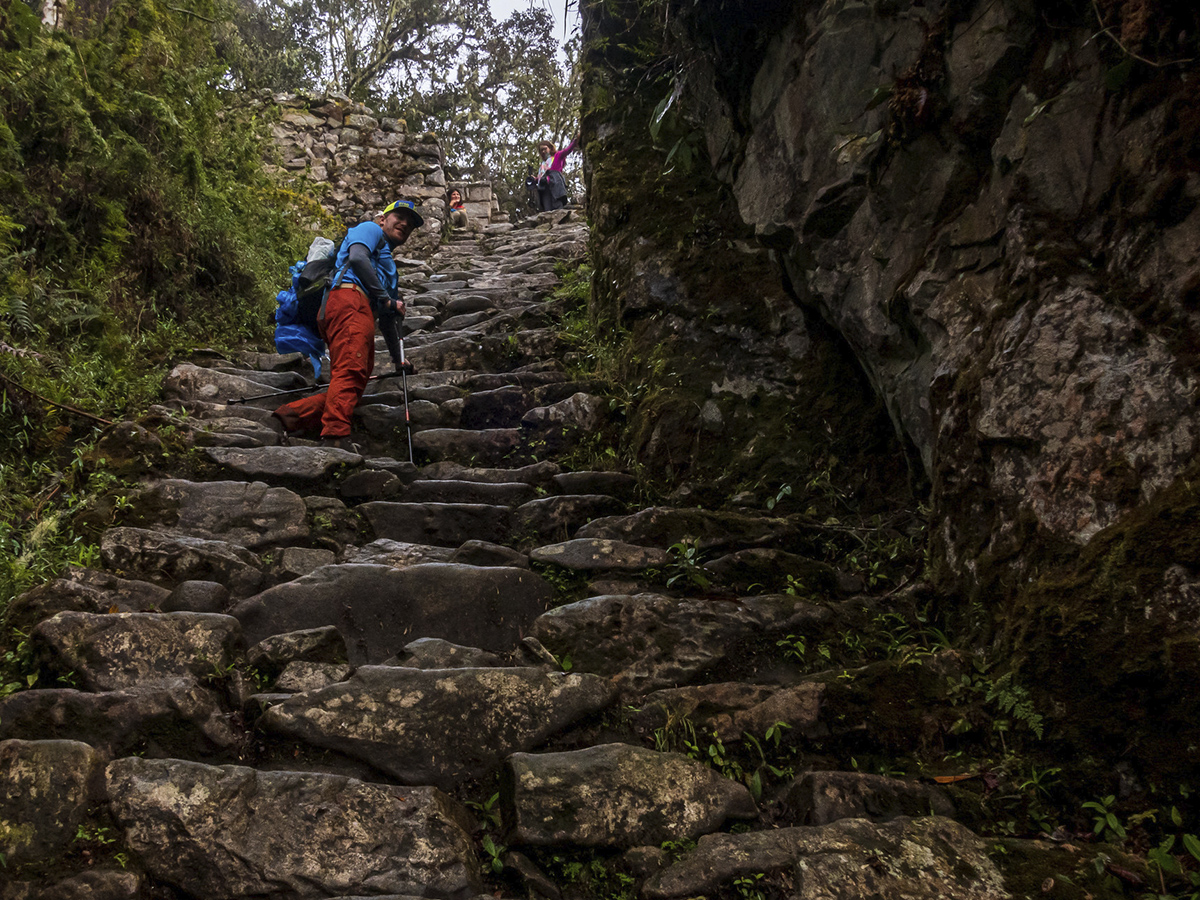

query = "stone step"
(412, 427), (521, 466)
(231, 562), (555, 663)
(513, 495), (628, 544)
(204, 446), (363, 483)
(32, 611), (242, 692)
(105, 758), (483, 898)
(258, 665), (615, 790)
(400, 479), (537, 506)
(440, 310), (496, 330)
(418, 460), (561, 486)
(553, 471), (639, 500)
(460, 385), (534, 429)
(0, 680), (239, 756)
(124, 479), (309, 550)
(360, 500), (513, 546)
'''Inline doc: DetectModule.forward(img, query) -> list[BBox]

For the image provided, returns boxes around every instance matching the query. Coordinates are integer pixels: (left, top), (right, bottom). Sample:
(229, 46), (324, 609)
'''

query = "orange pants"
(273, 286), (375, 438)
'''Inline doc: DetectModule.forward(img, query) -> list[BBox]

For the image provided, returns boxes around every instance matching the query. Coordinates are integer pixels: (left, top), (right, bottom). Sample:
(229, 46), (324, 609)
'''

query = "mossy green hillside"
(0, 0), (318, 622)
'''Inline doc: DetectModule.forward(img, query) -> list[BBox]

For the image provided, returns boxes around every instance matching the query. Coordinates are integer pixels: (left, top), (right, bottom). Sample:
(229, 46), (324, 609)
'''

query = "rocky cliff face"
(581, 0), (1200, 773)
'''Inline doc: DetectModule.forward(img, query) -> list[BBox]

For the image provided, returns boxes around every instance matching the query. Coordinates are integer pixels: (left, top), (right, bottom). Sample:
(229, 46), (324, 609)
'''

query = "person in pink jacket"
(533, 132), (580, 211)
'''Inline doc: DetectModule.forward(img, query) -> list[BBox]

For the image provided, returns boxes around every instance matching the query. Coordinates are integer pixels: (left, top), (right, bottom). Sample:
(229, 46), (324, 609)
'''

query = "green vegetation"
(0, 0), (317, 633)
(530, 851), (636, 900)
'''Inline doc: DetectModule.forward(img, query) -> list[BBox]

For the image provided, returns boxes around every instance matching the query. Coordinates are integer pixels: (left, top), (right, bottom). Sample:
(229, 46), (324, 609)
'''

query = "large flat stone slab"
(401, 479), (537, 506)
(531, 593), (830, 694)
(513, 495), (627, 543)
(106, 757), (481, 900)
(459, 386), (532, 429)
(126, 479), (308, 549)
(420, 460), (560, 486)
(529, 539), (670, 572)
(205, 446), (363, 481)
(341, 539), (456, 568)
(164, 363), (302, 404)
(259, 666), (616, 789)
(405, 334), (489, 372)
(231, 563), (554, 664)
(785, 771), (955, 825)
(413, 428), (521, 465)
(0, 680), (238, 757)
(193, 417), (282, 448)
(642, 817), (1007, 900)
(0, 740), (106, 867)
(552, 471), (638, 499)
(577, 507), (805, 552)
(636, 682), (827, 743)
(6, 568), (168, 635)
(360, 501), (512, 547)
(504, 743), (757, 849)
(32, 611), (242, 691)
(100, 527), (263, 597)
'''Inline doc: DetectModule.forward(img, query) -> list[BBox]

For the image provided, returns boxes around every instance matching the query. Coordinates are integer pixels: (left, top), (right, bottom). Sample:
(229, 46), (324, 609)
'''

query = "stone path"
(0, 214), (1021, 899)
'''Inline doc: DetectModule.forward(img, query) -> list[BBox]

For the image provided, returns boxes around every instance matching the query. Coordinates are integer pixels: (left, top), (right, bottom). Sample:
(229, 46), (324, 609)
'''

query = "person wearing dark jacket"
(272, 200), (422, 448)
(533, 132), (579, 211)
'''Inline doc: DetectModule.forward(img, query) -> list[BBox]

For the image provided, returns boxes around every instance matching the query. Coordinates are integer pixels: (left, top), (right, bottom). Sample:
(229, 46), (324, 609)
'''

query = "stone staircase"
(0, 213), (1025, 899)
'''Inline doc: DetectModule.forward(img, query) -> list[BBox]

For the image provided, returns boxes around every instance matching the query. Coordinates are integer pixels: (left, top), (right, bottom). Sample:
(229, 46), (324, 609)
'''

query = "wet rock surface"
(106, 757), (481, 899)
(641, 817), (1007, 900)
(503, 743), (757, 848)
(231, 563), (555, 663)
(259, 666), (616, 788)
(0, 740), (105, 866)
(32, 611), (242, 691)
(531, 593), (830, 694)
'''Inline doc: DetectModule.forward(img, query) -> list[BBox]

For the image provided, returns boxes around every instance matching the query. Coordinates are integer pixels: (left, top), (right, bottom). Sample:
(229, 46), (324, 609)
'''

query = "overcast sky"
(489, 0), (580, 41)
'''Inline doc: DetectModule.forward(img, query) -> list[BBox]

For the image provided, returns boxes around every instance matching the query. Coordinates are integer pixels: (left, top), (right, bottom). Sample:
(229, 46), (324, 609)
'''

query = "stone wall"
(236, 90), (474, 252)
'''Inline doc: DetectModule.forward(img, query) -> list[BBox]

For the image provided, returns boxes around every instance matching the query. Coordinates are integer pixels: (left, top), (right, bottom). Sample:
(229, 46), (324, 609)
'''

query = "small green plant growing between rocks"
(766, 483), (792, 511)
(743, 724), (796, 800)
(666, 540), (710, 590)
(660, 837), (696, 861)
(946, 661), (1045, 748)
(1084, 795), (1128, 843)
(74, 825), (116, 846)
(537, 852), (636, 900)
(0, 628), (37, 696)
(776, 633), (807, 663)
(480, 834), (506, 875)
(1146, 831), (1200, 898)
(733, 872), (767, 900)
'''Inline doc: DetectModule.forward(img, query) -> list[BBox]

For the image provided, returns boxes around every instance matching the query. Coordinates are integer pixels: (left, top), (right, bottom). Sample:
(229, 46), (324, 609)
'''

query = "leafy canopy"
(223, 0), (582, 215)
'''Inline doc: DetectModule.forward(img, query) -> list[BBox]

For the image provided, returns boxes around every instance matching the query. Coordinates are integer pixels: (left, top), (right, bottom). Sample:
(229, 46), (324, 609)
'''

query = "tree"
(397, 8), (581, 215)
(221, 0), (582, 216)
(223, 0), (493, 102)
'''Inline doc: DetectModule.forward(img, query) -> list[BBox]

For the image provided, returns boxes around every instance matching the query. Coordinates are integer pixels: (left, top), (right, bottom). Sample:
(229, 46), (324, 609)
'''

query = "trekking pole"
(398, 334), (414, 464)
(226, 371), (404, 405)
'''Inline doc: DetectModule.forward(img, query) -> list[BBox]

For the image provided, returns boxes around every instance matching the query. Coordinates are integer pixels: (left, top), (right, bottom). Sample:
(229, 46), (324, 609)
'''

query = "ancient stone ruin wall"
(233, 90), (499, 251)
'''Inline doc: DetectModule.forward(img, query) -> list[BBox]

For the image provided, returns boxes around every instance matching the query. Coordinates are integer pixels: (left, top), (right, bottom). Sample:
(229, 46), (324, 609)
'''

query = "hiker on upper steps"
(271, 200), (423, 450)
(532, 132), (580, 212)
(447, 189), (468, 229)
